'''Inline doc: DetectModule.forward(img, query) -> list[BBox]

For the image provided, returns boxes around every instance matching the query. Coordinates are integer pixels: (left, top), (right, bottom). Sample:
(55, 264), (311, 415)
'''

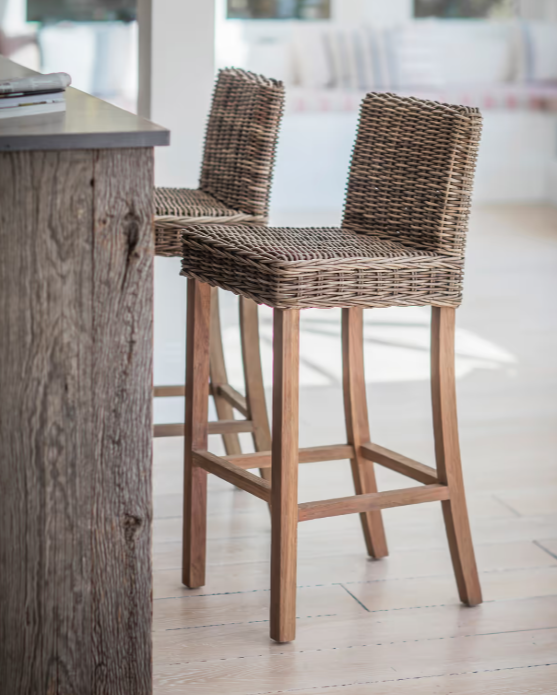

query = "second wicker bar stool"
(154, 68), (284, 469)
(180, 92), (483, 643)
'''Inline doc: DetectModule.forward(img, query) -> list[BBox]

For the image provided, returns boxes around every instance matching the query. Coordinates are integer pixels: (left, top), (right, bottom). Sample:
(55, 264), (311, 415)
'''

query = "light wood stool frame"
(154, 287), (272, 485)
(183, 279), (482, 643)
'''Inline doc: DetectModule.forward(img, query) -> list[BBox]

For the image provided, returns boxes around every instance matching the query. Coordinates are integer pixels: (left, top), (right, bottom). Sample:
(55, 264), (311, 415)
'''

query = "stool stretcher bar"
(360, 442), (439, 485)
(154, 383), (248, 415)
(297, 484), (450, 522)
(193, 449), (271, 503)
(192, 443), (449, 523)
(223, 444), (355, 470)
(155, 419), (255, 438)
(214, 383), (249, 417)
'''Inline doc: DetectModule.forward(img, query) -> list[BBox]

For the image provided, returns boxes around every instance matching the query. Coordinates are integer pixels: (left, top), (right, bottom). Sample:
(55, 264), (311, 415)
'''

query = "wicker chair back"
(199, 68), (285, 218)
(342, 93), (482, 259)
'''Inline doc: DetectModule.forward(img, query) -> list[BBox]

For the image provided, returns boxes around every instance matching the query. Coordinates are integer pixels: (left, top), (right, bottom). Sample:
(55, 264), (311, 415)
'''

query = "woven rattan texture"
(343, 93), (482, 259)
(156, 187), (241, 218)
(154, 188), (265, 257)
(155, 68), (284, 257)
(180, 225), (464, 309)
(200, 68), (284, 217)
(180, 92), (482, 310)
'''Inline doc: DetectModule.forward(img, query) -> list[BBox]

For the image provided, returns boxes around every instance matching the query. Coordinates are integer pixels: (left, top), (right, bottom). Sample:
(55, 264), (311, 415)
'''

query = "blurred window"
(227, 0), (330, 20)
(414, 0), (516, 18)
(27, 1), (136, 23)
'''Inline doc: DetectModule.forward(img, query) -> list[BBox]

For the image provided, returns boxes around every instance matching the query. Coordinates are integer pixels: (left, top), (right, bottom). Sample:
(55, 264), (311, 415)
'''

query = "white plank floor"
(153, 204), (557, 694)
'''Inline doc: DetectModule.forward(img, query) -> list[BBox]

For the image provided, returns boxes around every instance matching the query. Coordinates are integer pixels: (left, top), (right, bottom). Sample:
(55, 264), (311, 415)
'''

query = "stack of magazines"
(0, 72), (71, 120)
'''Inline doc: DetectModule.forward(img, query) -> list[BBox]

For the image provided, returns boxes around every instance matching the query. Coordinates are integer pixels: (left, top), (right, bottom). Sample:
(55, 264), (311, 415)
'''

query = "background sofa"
(219, 19), (557, 212)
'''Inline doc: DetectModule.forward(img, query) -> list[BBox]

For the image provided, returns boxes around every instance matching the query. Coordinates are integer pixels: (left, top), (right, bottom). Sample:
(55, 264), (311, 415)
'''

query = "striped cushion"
(517, 21), (557, 83)
(322, 27), (393, 91)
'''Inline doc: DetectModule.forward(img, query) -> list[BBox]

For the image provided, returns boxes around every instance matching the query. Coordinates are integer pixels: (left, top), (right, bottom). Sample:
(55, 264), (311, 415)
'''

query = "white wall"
(138, 0), (216, 393)
(139, 0), (215, 187)
(0, 0), (25, 32)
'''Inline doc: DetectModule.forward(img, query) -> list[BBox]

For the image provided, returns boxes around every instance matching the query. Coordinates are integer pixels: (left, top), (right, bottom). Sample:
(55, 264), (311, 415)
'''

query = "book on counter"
(0, 72), (71, 119)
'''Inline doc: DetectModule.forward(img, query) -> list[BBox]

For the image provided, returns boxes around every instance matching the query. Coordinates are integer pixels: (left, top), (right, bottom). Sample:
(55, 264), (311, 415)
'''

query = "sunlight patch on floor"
(222, 305), (517, 389)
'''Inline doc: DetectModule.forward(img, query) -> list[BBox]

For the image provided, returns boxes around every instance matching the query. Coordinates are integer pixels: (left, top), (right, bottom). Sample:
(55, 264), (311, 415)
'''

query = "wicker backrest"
(342, 92), (482, 259)
(199, 68), (285, 218)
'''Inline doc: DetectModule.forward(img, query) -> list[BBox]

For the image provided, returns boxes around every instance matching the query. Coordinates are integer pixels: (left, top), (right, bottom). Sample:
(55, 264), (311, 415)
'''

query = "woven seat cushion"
(156, 187), (242, 219)
(181, 225), (464, 310)
(155, 187), (266, 257)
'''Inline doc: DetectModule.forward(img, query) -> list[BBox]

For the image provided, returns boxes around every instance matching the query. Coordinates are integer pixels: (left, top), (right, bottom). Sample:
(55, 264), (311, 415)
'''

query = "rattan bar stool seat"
(155, 187), (266, 257)
(154, 68), (284, 464)
(181, 224), (463, 309)
(154, 68), (284, 259)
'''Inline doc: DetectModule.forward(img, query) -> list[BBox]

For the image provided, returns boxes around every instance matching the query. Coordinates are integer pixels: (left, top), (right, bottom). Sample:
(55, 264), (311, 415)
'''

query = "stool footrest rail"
(360, 442), (439, 485)
(298, 484), (450, 522)
(193, 449), (271, 502)
(191, 444), (450, 523)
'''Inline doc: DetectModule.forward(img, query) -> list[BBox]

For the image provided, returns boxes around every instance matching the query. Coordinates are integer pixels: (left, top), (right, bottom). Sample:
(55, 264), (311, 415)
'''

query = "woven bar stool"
(181, 92), (483, 642)
(154, 68), (284, 471)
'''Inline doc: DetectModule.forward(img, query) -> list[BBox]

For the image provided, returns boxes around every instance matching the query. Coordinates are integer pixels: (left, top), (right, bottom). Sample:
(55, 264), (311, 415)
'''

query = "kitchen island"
(0, 56), (169, 695)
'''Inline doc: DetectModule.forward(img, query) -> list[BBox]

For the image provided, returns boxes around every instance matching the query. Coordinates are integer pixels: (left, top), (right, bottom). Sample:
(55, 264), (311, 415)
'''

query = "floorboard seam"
(159, 614), (338, 632)
(492, 494), (522, 517)
(154, 594), (557, 632)
(249, 662), (557, 695)
(227, 662), (557, 695)
(534, 540), (557, 561)
(153, 565), (557, 599)
(154, 626), (557, 666)
(336, 584), (370, 612)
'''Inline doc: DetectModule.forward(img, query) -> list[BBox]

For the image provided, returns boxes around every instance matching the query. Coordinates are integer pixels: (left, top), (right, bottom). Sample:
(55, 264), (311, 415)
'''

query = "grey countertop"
(0, 56), (169, 151)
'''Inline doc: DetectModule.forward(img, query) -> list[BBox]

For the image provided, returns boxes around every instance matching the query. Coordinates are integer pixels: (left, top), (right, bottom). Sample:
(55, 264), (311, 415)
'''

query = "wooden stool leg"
(183, 279), (211, 588)
(240, 297), (272, 484)
(209, 287), (242, 456)
(431, 307), (482, 606)
(270, 309), (300, 643)
(342, 308), (389, 559)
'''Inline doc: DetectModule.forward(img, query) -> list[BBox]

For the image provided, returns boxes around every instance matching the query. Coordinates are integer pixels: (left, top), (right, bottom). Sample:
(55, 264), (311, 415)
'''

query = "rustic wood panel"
(0, 148), (154, 695)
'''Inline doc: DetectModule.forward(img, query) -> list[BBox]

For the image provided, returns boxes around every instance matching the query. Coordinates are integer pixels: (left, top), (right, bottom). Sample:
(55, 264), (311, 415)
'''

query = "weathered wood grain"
(0, 148), (154, 695)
